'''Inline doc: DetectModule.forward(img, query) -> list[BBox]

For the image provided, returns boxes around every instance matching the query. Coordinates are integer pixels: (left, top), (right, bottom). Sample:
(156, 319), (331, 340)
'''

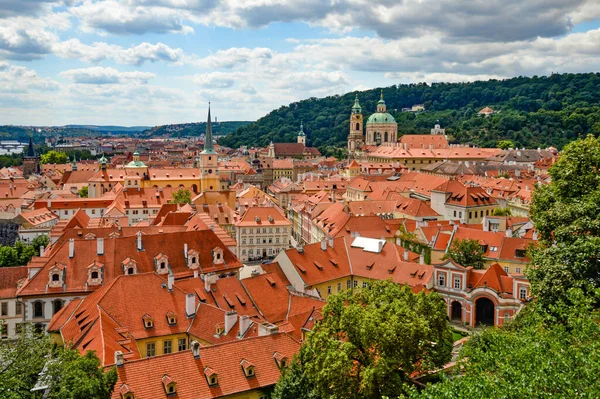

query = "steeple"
(352, 93), (362, 114)
(297, 121), (306, 145)
(26, 135), (35, 157)
(376, 90), (386, 113)
(299, 121), (305, 136)
(202, 103), (216, 155)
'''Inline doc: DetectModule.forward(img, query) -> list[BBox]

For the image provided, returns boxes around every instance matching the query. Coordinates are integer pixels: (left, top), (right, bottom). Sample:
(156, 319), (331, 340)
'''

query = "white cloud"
(59, 67), (155, 84)
(0, 13), (70, 60)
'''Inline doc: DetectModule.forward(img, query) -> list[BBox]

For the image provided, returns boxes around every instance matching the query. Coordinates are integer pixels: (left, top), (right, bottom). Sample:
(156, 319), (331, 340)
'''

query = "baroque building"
(348, 91), (398, 155)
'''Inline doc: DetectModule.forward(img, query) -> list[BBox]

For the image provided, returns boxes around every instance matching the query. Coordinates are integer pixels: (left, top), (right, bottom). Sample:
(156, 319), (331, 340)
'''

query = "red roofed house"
(235, 206), (292, 262)
(430, 180), (498, 224)
(0, 266), (28, 339)
(432, 259), (530, 327)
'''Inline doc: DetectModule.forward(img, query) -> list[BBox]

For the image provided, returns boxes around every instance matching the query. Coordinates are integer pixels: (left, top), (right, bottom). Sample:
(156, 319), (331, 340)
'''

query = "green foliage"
(528, 134), (600, 307)
(413, 289), (600, 398)
(492, 207), (512, 216)
(141, 121), (252, 139)
(0, 324), (116, 399)
(170, 189), (192, 204)
(281, 280), (452, 399)
(220, 73), (600, 150)
(78, 186), (88, 198)
(497, 139), (515, 149)
(64, 150), (94, 161)
(442, 238), (485, 269)
(40, 151), (69, 165)
(0, 236), (49, 267)
(271, 357), (321, 399)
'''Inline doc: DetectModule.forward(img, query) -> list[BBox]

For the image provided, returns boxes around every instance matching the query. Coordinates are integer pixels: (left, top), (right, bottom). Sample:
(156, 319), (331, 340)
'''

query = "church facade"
(348, 92), (398, 155)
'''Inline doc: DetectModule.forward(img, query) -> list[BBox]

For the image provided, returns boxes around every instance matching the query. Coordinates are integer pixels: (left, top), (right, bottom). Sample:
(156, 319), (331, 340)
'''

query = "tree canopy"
(219, 72), (600, 152)
(442, 238), (485, 269)
(40, 151), (69, 165)
(274, 280), (453, 399)
(170, 188), (192, 204)
(0, 324), (116, 399)
(529, 134), (600, 307)
(0, 236), (49, 267)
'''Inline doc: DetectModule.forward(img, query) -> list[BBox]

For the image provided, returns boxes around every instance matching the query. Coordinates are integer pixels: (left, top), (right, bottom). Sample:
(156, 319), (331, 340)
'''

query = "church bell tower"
(348, 94), (364, 155)
(199, 103), (220, 192)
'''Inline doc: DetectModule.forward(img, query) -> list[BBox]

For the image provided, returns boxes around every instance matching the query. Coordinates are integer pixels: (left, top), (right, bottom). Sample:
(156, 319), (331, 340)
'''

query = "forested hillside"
(141, 121), (252, 138)
(219, 73), (600, 154)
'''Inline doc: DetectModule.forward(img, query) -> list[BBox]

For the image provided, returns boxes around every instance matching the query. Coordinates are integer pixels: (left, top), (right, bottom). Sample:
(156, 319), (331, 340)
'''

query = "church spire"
(352, 93), (362, 114)
(26, 135), (35, 157)
(202, 102), (216, 154)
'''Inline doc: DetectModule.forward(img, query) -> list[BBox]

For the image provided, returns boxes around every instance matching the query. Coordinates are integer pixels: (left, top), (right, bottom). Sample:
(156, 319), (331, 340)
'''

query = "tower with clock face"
(348, 94), (364, 156)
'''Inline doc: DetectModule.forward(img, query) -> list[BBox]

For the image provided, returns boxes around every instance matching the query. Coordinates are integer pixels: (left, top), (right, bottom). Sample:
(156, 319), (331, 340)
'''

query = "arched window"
(52, 273), (60, 282)
(191, 257), (196, 264)
(355, 122), (360, 131)
(160, 262), (166, 270)
(33, 301), (44, 318)
(384, 132), (388, 142)
(127, 267), (135, 275)
(53, 299), (64, 315)
(91, 271), (99, 279)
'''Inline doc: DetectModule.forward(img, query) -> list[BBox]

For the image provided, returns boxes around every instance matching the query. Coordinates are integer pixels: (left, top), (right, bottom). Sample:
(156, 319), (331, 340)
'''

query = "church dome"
(366, 112), (396, 124)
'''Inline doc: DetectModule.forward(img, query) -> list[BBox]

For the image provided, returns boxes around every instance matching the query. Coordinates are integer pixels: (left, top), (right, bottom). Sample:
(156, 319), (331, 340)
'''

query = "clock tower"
(348, 94), (364, 156)
(199, 103), (220, 192)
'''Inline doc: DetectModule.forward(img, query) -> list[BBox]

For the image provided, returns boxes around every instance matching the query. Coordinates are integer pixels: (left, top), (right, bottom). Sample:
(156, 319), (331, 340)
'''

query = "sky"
(1, 0), (600, 126)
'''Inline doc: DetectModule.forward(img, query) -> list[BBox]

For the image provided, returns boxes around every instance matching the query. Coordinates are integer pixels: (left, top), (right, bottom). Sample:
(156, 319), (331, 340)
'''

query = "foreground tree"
(492, 207), (512, 216)
(529, 134), (600, 307)
(275, 280), (452, 399)
(414, 289), (600, 398)
(442, 238), (485, 269)
(0, 324), (116, 399)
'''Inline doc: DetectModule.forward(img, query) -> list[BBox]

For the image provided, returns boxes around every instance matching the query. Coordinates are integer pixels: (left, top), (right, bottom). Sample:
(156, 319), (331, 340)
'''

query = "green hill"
(141, 121), (252, 138)
(219, 72), (600, 155)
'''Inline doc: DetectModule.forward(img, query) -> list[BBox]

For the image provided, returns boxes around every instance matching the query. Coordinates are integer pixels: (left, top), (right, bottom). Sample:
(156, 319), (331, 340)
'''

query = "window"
(438, 273), (445, 287)
(1, 302), (7, 316)
(276, 228), (280, 233)
(515, 249), (526, 258)
(516, 267), (521, 273)
(327, 286), (331, 295)
(53, 300), (63, 315)
(163, 340), (172, 354)
(33, 301), (44, 318)
(504, 266), (509, 273)
(91, 271), (99, 279)
(0, 324), (7, 339)
(178, 338), (186, 351)
(52, 273), (60, 282)
(242, 228), (246, 234)
(362, 281), (368, 289)
(453, 277), (460, 290)
(146, 342), (156, 357)
(519, 287), (527, 299)
(337, 282), (342, 292)
(469, 212), (472, 219)
(504, 313), (510, 323)
(347, 280), (351, 289)
(242, 239), (246, 245)
(453, 210), (456, 217)
(15, 302), (22, 315)
(250, 238), (254, 245)
(353, 280), (358, 288)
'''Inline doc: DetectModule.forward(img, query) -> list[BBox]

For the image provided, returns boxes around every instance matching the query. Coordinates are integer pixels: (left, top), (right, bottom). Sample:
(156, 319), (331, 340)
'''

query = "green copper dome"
(298, 121), (306, 136)
(367, 112), (396, 124)
(352, 94), (362, 113)
(126, 160), (146, 168)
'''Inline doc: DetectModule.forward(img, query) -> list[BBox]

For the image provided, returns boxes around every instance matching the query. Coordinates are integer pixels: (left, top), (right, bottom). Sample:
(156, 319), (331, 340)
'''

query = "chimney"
(114, 351), (124, 367)
(68, 238), (74, 258)
(328, 237), (334, 248)
(320, 237), (327, 251)
(190, 340), (200, 359)
(258, 323), (279, 336)
(204, 277), (211, 292)
(506, 227), (513, 237)
(296, 244), (304, 253)
(419, 250), (425, 265)
(403, 248), (409, 261)
(39, 245), (45, 257)
(378, 240), (384, 253)
(47, 199), (52, 208)
(136, 232), (142, 251)
(238, 315), (252, 338)
(193, 270), (199, 278)
(96, 238), (104, 255)
(532, 230), (538, 240)
(167, 274), (174, 291)
(183, 243), (188, 259)
(186, 293), (196, 318)
(224, 311), (237, 334)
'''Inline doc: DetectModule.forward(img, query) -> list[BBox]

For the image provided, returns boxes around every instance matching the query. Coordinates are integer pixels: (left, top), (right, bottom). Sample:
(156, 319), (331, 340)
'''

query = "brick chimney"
(114, 351), (124, 367)
(224, 310), (237, 334)
(186, 293), (196, 318)
(191, 340), (200, 359)
(97, 238), (104, 255)
(68, 238), (74, 258)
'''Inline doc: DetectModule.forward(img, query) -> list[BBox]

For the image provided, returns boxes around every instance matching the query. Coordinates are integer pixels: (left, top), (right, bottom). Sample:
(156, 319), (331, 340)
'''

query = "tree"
(497, 139), (515, 149)
(492, 207), (512, 216)
(0, 246), (18, 267)
(78, 186), (88, 198)
(0, 324), (116, 399)
(0, 236), (49, 267)
(529, 134), (600, 307)
(286, 280), (452, 399)
(170, 188), (192, 204)
(272, 356), (320, 399)
(414, 289), (600, 398)
(40, 151), (69, 165)
(442, 238), (485, 269)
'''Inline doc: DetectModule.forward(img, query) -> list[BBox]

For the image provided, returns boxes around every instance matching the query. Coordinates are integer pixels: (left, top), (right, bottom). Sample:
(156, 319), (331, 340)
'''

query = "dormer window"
(119, 384), (134, 399)
(273, 352), (288, 369)
(187, 249), (199, 269)
(240, 359), (255, 378)
(212, 247), (224, 265)
(48, 264), (65, 288)
(166, 311), (177, 326)
(204, 367), (218, 386)
(154, 253), (169, 275)
(515, 249), (526, 258)
(162, 375), (176, 397)
(122, 258), (137, 275)
(87, 261), (103, 286)
(142, 314), (154, 329)
(215, 324), (224, 336)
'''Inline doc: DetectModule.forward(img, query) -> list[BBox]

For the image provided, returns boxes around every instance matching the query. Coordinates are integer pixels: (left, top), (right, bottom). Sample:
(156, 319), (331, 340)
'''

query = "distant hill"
(219, 72), (600, 154)
(140, 121), (253, 138)
(65, 125), (151, 133)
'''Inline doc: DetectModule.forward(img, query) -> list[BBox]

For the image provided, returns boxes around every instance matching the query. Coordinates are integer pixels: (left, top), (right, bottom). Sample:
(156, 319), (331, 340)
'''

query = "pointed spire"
(26, 135), (35, 157)
(202, 102), (216, 154)
(352, 93), (362, 114)
(299, 120), (305, 136)
(380, 89), (384, 100)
